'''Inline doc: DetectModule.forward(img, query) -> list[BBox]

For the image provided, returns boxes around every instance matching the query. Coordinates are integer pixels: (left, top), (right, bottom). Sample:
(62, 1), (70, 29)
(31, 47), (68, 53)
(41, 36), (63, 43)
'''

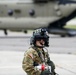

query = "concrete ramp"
(49, 53), (76, 75)
(0, 51), (76, 75)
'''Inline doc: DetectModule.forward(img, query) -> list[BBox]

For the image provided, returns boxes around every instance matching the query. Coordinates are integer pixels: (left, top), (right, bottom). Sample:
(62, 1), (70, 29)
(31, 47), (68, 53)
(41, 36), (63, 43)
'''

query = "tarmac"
(0, 31), (76, 75)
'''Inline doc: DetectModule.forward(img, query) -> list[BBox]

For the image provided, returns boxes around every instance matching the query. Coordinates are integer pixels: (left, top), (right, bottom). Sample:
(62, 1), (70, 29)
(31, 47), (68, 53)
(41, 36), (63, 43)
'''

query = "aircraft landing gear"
(24, 30), (27, 33)
(4, 29), (8, 35)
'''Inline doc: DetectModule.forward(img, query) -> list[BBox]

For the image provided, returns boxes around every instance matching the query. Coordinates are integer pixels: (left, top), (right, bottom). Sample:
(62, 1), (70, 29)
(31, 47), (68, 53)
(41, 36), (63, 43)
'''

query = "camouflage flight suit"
(22, 46), (55, 75)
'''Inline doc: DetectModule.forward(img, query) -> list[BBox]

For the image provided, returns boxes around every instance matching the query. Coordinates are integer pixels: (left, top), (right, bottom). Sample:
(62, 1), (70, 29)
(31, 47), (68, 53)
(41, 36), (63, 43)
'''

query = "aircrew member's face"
(36, 39), (45, 47)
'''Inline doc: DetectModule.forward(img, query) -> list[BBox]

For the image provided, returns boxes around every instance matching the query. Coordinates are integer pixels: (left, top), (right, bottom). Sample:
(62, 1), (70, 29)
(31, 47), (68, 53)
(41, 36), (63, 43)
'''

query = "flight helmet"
(30, 28), (49, 47)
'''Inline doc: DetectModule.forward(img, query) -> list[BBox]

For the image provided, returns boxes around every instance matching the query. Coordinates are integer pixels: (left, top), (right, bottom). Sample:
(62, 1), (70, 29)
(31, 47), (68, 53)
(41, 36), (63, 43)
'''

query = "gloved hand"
(36, 64), (46, 71)
(35, 64), (51, 71)
(40, 69), (51, 75)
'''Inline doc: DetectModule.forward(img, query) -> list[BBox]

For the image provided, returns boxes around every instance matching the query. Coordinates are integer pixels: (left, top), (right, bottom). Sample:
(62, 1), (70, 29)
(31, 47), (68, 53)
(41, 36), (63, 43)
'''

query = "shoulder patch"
(28, 53), (33, 59)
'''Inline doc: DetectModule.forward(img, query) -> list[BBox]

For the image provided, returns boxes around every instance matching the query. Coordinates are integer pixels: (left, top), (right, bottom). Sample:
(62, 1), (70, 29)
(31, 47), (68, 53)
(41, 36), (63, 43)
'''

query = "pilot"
(22, 28), (56, 75)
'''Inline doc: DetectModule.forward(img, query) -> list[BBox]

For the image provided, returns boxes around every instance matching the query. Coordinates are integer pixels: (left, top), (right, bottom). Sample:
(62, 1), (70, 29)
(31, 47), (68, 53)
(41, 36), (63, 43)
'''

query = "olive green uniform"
(22, 47), (55, 75)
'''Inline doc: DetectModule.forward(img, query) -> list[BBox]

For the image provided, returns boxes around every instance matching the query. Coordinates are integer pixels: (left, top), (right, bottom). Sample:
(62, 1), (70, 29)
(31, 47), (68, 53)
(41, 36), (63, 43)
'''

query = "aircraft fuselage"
(0, 0), (76, 36)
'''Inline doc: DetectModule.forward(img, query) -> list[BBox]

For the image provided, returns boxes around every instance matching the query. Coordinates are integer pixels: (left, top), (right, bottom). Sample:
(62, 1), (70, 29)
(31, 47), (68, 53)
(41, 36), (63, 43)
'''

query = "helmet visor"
(35, 35), (49, 41)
